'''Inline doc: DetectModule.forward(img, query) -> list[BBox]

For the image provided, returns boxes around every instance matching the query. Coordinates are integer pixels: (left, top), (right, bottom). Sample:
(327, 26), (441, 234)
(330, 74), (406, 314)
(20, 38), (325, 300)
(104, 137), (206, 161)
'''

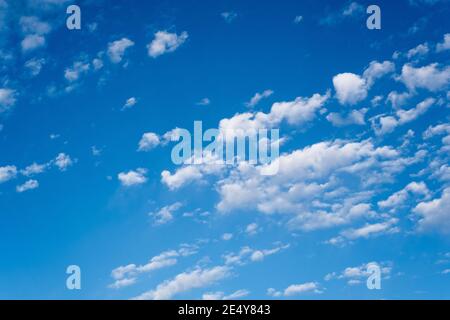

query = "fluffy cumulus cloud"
(0, 165), (17, 184)
(219, 92), (330, 134)
(378, 182), (430, 210)
(399, 63), (450, 92)
(118, 168), (147, 186)
(202, 289), (249, 300)
(333, 61), (394, 105)
(149, 202), (183, 225)
(0, 88), (16, 112)
(326, 108), (368, 127)
(372, 98), (435, 135)
(267, 282), (321, 297)
(246, 90), (274, 108)
(147, 31), (188, 58)
(16, 179), (39, 193)
(53, 153), (73, 171)
(414, 187), (450, 234)
(110, 245), (197, 289)
(123, 97), (137, 110)
(333, 73), (368, 105)
(19, 16), (51, 52)
(133, 265), (231, 300)
(138, 132), (160, 151)
(436, 33), (450, 52)
(108, 38), (135, 63)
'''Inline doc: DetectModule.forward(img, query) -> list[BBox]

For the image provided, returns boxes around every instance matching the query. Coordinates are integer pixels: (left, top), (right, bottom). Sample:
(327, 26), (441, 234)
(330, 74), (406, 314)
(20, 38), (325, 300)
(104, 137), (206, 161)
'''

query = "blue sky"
(0, 0), (450, 299)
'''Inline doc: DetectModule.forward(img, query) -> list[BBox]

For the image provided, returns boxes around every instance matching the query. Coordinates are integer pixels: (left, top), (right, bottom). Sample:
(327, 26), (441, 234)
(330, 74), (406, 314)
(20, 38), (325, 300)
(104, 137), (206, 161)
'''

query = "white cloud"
(407, 43), (429, 59)
(268, 282), (321, 297)
(149, 202), (183, 225)
(53, 153), (73, 171)
(118, 168), (147, 186)
(108, 38), (135, 63)
(147, 31), (188, 58)
(386, 91), (412, 108)
(339, 218), (399, 240)
(138, 132), (160, 151)
(219, 92), (330, 134)
(16, 179), (39, 193)
(0, 165), (17, 183)
(362, 61), (395, 87)
(221, 12), (238, 23)
(333, 73), (367, 105)
(64, 61), (90, 82)
(221, 233), (233, 241)
(21, 34), (46, 52)
(245, 223), (259, 236)
(293, 15), (303, 24)
(0, 88), (16, 112)
(196, 98), (211, 106)
(203, 289), (249, 300)
(20, 16), (51, 35)
(378, 182), (430, 209)
(123, 97), (137, 109)
(342, 2), (364, 16)
(436, 33), (450, 52)
(24, 58), (46, 76)
(110, 246), (198, 289)
(399, 63), (450, 92)
(108, 277), (137, 289)
(326, 108), (367, 127)
(161, 166), (204, 190)
(414, 187), (450, 234)
(373, 98), (435, 135)
(246, 90), (274, 108)
(21, 163), (47, 176)
(133, 265), (231, 300)
(224, 244), (289, 265)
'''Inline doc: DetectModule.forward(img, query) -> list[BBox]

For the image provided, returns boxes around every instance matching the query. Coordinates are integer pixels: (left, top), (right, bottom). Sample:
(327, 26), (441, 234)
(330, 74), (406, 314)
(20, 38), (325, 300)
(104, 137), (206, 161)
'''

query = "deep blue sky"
(0, 0), (449, 299)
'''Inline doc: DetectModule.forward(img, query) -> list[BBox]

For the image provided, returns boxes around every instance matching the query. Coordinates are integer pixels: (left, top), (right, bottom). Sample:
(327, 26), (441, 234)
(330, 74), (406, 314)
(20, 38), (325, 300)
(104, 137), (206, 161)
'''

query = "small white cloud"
(118, 168), (147, 186)
(203, 289), (249, 300)
(108, 38), (135, 63)
(245, 223), (259, 236)
(399, 63), (450, 92)
(268, 282), (321, 297)
(21, 34), (45, 52)
(16, 179), (39, 193)
(327, 108), (367, 127)
(149, 202), (183, 225)
(64, 61), (90, 82)
(196, 98), (211, 106)
(221, 12), (238, 23)
(245, 89), (274, 108)
(333, 73), (367, 105)
(294, 15), (303, 24)
(222, 233), (233, 241)
(0, 165), (17, 184)
(123, 97), (137, 110)
(407, 43), (429, 59)
(138, 132), (160, 151)
(133, 265), (231, 300)
(21, 163), (47, 176)
(0, 88), (16, 112)
(54, 153), (73, 171)
(436, 33), (450, 52)
(24, 58), (46, 76)
(147, 31), (188, 58)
